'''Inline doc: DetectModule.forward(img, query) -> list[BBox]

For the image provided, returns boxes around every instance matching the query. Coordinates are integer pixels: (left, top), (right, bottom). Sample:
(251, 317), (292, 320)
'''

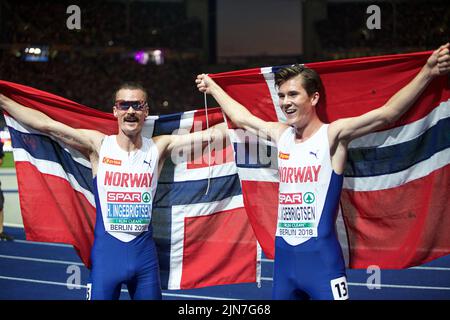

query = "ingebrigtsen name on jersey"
(104, 171), (153, 188)
(278, 165), (321, 183)
(281, 206), (316, 221)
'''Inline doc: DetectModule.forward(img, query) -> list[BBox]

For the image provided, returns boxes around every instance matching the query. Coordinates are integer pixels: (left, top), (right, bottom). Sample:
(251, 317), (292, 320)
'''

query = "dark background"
(0, 0), (448, 118)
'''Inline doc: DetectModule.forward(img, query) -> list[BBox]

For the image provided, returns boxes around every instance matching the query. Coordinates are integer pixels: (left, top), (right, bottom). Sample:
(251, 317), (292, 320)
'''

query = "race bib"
(277, 192), (318, 239)
(105, 191), (152, 233)
(330, 276), (349, 300)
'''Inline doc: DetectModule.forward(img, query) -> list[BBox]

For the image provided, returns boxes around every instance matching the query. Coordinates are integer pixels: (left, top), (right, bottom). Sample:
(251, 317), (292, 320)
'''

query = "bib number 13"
(330, 276), (349, 300)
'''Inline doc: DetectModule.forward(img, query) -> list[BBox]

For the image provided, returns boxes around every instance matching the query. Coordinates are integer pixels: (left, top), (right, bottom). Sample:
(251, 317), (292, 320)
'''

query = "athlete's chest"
(97, 138), (158, 189)
(278, 139), (330, 179)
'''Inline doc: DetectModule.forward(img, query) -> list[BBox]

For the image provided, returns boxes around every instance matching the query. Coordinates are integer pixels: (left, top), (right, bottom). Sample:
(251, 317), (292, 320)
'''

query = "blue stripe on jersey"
(317, 171), (344, 236)
(92, 176), (105, 237)
(345, 117), (450, 177)
(8, 126), (93, 192)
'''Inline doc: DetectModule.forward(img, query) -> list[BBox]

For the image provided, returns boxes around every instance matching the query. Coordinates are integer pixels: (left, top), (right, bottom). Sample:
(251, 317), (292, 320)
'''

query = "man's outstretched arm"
(0, 93), (104, 156)
(196, 74), (287, 143)
(154, 122), (230, 163)
(333, 43), (450, 144)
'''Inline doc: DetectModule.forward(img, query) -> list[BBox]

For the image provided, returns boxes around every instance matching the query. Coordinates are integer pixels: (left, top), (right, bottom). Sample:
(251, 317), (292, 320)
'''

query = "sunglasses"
(114, 100), (148, 111)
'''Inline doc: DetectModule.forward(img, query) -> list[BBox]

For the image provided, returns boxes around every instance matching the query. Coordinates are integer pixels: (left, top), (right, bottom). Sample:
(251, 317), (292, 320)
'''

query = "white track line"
(410, 266), (450, 271)
(7, 240), (450, 281)
(261, 259), (450, 271)
(2, 259), (450, 293)
(0, 275), (239, 300)
(3, 253), (450, 272)
(0, 254), (84, 266)
(11, 239), (450, 271)
(12, 239), (73, 248)
(346, 282), (450, 291)
(3, 275), (449, 295)
(259, 277), (450, 290)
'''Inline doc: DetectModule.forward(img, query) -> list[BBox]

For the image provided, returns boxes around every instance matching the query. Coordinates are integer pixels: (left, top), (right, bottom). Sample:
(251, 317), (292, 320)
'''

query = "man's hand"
(426, 43), (450, 77)
(196, 74), (215, 94)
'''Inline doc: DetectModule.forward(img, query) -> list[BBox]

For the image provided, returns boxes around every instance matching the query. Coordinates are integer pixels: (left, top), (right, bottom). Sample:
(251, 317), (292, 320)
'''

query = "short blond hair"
(113, 82), (148, 103)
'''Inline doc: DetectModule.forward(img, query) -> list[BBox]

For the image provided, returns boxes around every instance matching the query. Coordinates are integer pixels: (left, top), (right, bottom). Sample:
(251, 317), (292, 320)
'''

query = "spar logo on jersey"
(102, 157), (122, 166)
(107, 192), (142, 203)
(142, 192), (151, 203)
(279, 192), (302, 204)
(303, 192), (315, 204)
(278, 152), (290, 160)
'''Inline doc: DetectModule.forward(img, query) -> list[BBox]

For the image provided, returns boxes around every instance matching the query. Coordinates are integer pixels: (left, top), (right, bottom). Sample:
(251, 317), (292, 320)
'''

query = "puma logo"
(309, 151), (318, 159)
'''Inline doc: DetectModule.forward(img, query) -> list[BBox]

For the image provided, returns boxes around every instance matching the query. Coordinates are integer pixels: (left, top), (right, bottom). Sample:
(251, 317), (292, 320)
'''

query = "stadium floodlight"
(152, 50), (164, 65)
(133, 49), (164, 66)
(23, 46), (49, 62)
(134, 50), (149, 65)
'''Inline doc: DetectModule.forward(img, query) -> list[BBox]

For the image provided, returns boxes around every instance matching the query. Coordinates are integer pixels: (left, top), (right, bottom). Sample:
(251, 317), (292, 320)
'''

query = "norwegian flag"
(211, 50), (450, 269)
(0, 80), (260, 290)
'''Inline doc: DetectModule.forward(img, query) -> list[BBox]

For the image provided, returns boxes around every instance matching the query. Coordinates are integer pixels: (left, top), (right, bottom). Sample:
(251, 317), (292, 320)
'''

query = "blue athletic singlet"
(87, 135), (162, 300)
(273, 124), (348, 300)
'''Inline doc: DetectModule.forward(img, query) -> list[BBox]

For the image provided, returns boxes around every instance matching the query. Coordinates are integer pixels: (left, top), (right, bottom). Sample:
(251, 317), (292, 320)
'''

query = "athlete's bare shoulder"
(327, 120), (349, 174)
(327, 121), (342, 147)
(78, 129), (106, 153)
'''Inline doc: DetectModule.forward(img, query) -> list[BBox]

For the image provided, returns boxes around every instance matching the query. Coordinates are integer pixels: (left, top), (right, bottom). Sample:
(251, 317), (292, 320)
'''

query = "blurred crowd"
(0, 50), (205, 114)
(1, 0), (202, 49)
(316, 1), (450, 59)
(0, 0), (449, 115)
(0, 0), (205, 114)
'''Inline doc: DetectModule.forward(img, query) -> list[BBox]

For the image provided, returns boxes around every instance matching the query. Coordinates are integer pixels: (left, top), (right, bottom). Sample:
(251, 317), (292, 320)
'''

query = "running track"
(1, 226), (449, 300)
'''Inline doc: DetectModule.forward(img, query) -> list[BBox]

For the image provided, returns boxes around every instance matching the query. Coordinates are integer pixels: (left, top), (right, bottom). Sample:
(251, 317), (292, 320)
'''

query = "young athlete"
(196, 44), (450, 300)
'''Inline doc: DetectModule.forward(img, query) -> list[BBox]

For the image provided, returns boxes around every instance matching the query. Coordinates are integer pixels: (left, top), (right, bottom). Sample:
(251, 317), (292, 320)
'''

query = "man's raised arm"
(196, 74), (287, 143)
(333, 43), (450, 144)
(0, 93), (104, 156)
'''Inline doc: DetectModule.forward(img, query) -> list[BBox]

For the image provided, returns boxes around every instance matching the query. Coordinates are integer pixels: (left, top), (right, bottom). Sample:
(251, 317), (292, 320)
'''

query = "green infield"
(1, 152), (15, 168)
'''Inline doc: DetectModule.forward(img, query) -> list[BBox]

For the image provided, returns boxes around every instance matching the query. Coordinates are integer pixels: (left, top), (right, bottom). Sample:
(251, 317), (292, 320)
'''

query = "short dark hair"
(113, 82), (148, 104)
(274, 64), (323, 97)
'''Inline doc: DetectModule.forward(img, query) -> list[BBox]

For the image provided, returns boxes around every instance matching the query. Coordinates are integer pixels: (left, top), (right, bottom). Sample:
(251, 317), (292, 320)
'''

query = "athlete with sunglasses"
(0, 82), (225, 300)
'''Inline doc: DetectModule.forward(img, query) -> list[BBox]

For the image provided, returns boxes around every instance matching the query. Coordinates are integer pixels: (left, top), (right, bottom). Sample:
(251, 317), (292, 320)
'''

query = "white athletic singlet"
(96, 135), (159, 242)
(276, 124), (335, 246)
